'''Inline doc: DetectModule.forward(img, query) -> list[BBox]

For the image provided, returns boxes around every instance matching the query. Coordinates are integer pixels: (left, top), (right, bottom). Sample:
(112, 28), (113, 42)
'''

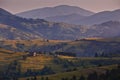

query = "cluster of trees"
(0, 60), (21, 80)
(26, 76), (49, 80)
(55, 52), (76, 57)
(94, 50), (120, 58)
(24, 66), (55, 77)
(0, 60), (55, 80)
(25, 64), (120, 80)
(61, 65), (120, 80)
(53, 57), (75, 68)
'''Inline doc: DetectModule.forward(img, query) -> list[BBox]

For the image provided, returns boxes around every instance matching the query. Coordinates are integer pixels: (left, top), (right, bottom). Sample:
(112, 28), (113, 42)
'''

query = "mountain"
(0, 8), (84, 40)
(16, 6), (120, 26)
(0, 8), (94, 40)
(16, 5), (94, 19)
(0, 8), (12, 16)
(83, 21), (120, 38)
(45, 13), (86, 24)
(1, 8), (120, 40)
(95, 21), (120, 37)
(0, 24), (41, 40)
(0, 8), (43, 40)
(75, 9), (120, 25)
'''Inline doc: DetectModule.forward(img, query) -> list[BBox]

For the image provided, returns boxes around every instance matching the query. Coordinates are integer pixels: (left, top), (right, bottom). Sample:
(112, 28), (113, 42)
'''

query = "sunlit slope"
(0, 38), (120, 57)
(0, 48), (25, 71)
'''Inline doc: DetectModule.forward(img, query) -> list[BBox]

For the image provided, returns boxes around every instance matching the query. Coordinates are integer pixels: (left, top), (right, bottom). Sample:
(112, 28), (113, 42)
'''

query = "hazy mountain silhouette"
(45, 9), (120, 25)
(16, 5), (94, 19)
(45, 13), (86, 24)
(75, 9), (120, 25)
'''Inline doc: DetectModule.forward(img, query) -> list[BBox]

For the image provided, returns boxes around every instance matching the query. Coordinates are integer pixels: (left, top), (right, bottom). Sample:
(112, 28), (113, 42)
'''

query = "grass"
(19, 54), (120, 73)
(0, 39), (68, 48)
(19, 55), (54, 72)
(0, 48), (25, 72)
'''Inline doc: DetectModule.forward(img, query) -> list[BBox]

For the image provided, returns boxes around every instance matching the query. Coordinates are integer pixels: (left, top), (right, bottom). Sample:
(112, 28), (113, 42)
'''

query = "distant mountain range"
(16, 5), (94, 19)
(45, 13), (86, 24)
(16, 5), (120, 25)
(0, 8), (83, 40)
(0, 8), (120, 40)
(45, 9), (120, 25)
(75, 9), (120, 25)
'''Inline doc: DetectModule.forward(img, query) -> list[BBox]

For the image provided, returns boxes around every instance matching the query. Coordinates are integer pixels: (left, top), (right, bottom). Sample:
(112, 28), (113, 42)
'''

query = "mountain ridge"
(74, 9), (120, 25)
(45, 13), (86, 23)
(45, 9), (120, 25)
(0, 8), (120, 40)
(16, 5), (94, 19)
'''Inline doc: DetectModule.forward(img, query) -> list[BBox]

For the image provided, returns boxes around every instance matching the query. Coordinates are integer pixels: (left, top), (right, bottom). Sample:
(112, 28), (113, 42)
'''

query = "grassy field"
(0, 48), (25, 72)
(0, 39), (69, 48)
(19, 54), (120, 72)
(16, 54), (120, 80)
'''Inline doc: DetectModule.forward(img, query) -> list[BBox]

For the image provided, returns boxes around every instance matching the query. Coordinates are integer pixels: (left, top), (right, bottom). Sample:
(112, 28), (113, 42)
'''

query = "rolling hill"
(0, 38), (120, 57)
(0, 47), (119, 80)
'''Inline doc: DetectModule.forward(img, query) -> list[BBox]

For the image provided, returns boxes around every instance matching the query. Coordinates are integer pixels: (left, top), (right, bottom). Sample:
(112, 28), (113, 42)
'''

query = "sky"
(0, 0), (120, 14)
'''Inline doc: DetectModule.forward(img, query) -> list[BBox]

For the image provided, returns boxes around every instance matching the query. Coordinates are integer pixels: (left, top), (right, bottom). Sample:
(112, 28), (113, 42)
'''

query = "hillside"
(0, 48), (25, 72)
(0, 24), (41, 40)
(0, 38), (120, 57)
(0, 48), (119, 80)
(0, 40), (119, 80)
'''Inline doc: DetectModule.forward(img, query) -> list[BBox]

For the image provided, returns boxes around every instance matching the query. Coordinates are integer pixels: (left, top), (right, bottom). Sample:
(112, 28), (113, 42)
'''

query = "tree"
(71, 75), (77, 80)
(41, 77), (44, 80)
(45, 77), (49, 80)
(95, 53), (99, 57)
(79, 75), (85, 80)
(41, 66), (55, 75)
(87, 72), (98, 80)
(26, 78), (30, 80)
(33, 76), (37, 80)
(99, 73), (106, 80)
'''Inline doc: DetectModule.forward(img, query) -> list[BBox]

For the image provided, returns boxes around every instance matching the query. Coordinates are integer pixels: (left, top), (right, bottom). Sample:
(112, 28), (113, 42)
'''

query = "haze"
(0, 0), (120, 14)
